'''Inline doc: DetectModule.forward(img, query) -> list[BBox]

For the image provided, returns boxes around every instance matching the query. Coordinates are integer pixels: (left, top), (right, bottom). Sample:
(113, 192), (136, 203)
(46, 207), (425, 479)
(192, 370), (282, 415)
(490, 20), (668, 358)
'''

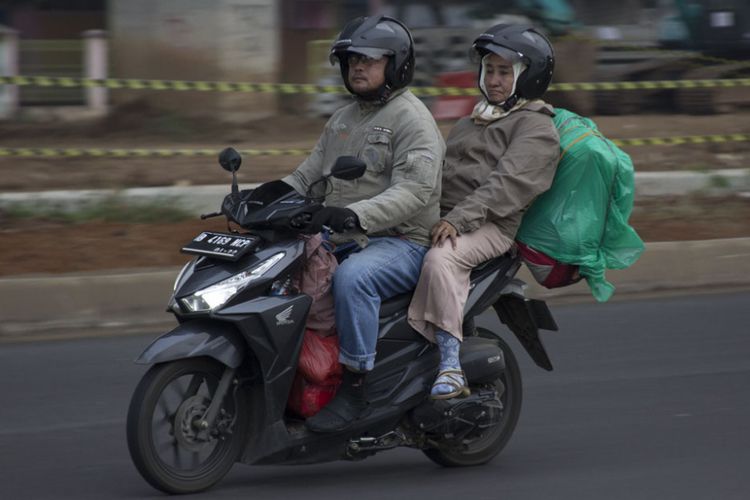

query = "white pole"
(82, 29), (108, 115)
(0, 27), (19, 120)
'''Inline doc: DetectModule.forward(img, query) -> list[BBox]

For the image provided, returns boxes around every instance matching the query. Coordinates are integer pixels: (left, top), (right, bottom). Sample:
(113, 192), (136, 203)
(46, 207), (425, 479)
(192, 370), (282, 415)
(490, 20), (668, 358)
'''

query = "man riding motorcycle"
(280, 15), (446, 433)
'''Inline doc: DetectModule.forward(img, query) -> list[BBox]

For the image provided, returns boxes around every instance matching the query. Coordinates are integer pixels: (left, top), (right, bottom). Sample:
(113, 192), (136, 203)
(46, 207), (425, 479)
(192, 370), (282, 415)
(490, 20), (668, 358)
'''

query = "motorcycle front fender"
(135, 319), (246, 368)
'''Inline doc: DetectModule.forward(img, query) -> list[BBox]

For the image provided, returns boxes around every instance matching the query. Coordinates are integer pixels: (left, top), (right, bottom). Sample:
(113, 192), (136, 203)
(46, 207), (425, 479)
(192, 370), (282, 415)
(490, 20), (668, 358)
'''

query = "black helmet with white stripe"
(471, 24), (555, 100)
(330, 15), (415, 100)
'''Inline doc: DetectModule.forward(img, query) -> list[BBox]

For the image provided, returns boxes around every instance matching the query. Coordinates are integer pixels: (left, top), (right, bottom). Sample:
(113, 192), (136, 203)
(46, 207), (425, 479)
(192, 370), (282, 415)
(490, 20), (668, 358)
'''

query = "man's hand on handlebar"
(310, 207), (360, 233)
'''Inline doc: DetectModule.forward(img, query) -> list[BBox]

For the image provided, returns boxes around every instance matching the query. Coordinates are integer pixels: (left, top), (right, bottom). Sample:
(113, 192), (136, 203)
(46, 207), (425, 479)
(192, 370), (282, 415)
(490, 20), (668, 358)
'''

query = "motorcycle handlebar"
(342, 217), (357, 232)
(289, 212), (315, 230)
(219, 190), (360, 236)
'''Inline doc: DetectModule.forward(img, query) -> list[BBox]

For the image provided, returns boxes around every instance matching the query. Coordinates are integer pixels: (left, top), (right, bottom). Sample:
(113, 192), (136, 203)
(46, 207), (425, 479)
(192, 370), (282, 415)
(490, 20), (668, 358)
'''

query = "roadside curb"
(2, 238), (749, 341)
(1, 168), (749, 215)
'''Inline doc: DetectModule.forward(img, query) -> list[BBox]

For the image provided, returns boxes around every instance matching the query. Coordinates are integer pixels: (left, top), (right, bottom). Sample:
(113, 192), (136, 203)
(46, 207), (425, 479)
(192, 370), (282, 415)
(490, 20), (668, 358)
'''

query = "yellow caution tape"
(2, 75), (750, 94)
(612, 134), (750, 147)
(0, 148), (313, 158)
(0, 76), (350, 94)
(1, 135), (748, 158)
(593, 42), (750, 67)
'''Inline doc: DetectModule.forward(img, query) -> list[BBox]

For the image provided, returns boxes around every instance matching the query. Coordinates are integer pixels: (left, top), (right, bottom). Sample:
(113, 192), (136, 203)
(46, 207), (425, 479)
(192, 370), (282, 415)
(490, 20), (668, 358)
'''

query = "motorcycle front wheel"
(423, 330), (523, 467)
(126, 357), (249, 494)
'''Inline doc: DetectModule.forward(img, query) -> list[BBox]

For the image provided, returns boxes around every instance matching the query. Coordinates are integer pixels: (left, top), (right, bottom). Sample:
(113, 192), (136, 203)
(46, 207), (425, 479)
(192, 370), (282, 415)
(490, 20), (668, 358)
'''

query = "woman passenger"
(408, 24), (561, 398)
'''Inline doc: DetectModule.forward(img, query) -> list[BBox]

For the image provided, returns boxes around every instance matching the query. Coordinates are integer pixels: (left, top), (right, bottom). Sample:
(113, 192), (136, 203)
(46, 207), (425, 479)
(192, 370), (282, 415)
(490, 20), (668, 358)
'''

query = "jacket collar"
(355, 87), (408, 110)
(523, 99), (555, 116)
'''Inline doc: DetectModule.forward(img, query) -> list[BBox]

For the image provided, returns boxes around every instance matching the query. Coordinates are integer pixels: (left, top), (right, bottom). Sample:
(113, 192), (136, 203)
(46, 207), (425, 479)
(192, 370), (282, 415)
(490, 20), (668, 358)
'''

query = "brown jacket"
(440, 100), (560, 238)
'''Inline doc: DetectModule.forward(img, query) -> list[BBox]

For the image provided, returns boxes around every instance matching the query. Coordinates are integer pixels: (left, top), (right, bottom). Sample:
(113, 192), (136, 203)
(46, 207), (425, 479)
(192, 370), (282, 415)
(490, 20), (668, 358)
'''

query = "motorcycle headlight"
(180, 252), (285, 313)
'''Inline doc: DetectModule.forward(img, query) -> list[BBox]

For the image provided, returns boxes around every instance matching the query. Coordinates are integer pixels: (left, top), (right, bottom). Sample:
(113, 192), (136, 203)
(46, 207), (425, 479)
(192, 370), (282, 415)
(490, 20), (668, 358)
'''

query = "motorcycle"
(126, 148), (559, 494)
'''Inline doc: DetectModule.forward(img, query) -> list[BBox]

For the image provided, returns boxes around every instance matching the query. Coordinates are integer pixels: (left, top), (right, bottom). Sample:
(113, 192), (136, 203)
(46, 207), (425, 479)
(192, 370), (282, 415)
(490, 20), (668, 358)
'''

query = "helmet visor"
(470, 43), (523, 65)
(330, 46), (393, 65)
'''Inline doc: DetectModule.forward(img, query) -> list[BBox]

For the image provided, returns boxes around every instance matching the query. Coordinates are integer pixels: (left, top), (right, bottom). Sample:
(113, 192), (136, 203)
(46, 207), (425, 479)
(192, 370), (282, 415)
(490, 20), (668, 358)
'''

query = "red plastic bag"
(298, 329), (342, 386)
(517, 241), (583, 289)
(286, 329), (343, 418)
(287, 373), (339, 418)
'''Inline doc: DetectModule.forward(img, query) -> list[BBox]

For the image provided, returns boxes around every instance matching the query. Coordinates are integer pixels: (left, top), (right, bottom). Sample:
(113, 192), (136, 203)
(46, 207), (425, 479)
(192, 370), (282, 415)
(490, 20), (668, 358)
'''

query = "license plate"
(710, 11), (734, 27)
(181, 232), (260, 261)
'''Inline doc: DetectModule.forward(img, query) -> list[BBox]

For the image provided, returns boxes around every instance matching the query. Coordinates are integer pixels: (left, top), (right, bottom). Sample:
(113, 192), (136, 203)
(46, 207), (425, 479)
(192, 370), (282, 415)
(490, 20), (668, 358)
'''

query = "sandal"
(430, 369), (470, 400)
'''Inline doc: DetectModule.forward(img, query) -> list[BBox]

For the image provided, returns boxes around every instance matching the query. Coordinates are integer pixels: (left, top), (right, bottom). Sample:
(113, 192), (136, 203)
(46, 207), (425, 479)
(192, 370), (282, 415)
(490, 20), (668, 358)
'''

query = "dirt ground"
(0, 106), (749, 277)
(1, 194), (749, 277)
(0, 106), (749, 191)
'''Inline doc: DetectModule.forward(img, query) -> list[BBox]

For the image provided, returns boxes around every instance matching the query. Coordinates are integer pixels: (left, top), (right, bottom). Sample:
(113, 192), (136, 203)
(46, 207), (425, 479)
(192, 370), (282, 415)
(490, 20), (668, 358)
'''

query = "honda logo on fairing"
(275, 305), (295, 326)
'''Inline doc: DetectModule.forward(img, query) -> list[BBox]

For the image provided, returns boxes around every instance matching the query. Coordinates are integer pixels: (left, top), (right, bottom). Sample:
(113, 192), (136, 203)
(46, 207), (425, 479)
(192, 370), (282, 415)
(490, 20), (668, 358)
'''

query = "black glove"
(311, 207), (360, 233)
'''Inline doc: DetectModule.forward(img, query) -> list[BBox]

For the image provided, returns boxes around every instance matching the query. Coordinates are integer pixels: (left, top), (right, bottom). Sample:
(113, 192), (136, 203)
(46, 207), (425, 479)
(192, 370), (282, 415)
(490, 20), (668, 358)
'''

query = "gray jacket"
(282, 89), (445, 246)
(441, 100), (561, 239)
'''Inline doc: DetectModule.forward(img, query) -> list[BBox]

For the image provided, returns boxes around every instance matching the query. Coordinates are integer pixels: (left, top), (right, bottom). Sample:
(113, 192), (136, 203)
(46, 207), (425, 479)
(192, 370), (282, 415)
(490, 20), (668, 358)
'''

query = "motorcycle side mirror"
(219, 147), (242, 197)
(304, 156), (367, 201)
(219, 147), (242, 173)
(330, 156), (366, 181)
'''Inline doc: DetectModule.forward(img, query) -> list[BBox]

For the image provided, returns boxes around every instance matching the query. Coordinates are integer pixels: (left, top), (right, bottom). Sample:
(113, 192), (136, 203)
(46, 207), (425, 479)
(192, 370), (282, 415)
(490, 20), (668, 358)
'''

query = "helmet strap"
(501, 94), (519, 112)
(353, 83), (392, 104)
(377, 84), (393, 104)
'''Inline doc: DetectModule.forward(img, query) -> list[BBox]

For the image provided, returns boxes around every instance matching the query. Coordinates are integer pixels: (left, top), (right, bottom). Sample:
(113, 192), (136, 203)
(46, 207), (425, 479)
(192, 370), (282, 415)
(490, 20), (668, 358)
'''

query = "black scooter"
(126, 148), (559, 494)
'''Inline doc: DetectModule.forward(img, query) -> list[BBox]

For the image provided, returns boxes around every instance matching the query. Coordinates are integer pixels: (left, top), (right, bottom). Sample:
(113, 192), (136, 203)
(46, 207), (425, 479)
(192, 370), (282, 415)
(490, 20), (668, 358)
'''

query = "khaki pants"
(408, 223), (513, 342)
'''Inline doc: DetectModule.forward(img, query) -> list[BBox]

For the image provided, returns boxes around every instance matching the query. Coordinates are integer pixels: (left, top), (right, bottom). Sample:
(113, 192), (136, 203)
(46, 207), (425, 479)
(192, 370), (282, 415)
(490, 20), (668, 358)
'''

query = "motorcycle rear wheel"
(423, 331), (523, 467)
(126, 357), (249, 494)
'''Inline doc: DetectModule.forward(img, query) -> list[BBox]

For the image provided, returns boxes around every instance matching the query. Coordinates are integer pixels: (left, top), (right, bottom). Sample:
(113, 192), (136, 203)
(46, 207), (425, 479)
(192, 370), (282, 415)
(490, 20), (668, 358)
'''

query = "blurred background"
(1, 6), (748, 495)
(1, 0), (749, 119)
(0, 0), (749, 276)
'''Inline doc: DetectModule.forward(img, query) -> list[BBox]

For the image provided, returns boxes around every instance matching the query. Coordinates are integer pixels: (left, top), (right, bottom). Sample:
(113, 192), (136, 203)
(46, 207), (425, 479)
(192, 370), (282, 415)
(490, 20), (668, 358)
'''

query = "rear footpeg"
(346, 429), (408, 457)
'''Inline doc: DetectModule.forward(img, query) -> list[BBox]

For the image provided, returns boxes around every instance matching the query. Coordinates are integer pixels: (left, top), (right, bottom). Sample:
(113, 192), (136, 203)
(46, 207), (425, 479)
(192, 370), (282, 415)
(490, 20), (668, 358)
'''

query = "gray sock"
(433, 330), (464, 395)
(436, 330), (460, 371)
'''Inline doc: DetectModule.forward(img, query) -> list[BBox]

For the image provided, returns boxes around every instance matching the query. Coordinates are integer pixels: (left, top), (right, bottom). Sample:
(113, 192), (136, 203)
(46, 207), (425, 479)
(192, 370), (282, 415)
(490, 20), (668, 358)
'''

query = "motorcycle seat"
(377, 251), (519, 319)
(379, 292), (413, 318)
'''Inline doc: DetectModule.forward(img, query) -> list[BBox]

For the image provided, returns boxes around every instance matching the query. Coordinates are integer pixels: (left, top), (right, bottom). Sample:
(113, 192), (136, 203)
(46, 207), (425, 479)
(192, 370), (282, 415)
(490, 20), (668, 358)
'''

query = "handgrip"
(290, 212), (312, 229)
(342, 217), (357, 232)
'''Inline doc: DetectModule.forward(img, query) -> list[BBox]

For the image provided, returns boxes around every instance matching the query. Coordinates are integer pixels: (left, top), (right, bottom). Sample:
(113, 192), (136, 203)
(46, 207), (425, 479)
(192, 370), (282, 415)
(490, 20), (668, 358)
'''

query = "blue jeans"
(332, 237), (428, 372)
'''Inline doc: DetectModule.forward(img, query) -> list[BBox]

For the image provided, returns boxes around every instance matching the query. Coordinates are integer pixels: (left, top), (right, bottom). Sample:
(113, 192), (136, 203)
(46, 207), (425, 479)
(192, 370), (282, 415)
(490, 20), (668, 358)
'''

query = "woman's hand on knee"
(431, 220), (458, 250)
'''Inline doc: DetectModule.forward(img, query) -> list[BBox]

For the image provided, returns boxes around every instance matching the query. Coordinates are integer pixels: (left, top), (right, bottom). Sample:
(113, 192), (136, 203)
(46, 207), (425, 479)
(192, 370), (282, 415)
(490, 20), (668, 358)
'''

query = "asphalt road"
(1, 291), (749, 500)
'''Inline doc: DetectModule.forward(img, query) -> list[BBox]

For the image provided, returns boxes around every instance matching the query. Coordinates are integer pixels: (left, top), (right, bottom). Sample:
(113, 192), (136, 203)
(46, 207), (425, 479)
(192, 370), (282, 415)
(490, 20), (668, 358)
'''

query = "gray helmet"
(330, 16), (415, 100)
(471, 24), (555, 101)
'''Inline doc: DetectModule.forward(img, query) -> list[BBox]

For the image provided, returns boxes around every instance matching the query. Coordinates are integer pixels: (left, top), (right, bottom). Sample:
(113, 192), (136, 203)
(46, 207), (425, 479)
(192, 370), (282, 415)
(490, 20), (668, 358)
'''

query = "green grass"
(145, 113), (198, 141)
(685, 164), (711, 173)
(707, 174), (731, 189)
(2, 196), (194, 224)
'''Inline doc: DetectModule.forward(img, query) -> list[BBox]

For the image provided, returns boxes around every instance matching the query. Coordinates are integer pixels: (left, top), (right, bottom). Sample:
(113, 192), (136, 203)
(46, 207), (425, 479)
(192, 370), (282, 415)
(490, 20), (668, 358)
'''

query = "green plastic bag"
(516, 108), (645, 302)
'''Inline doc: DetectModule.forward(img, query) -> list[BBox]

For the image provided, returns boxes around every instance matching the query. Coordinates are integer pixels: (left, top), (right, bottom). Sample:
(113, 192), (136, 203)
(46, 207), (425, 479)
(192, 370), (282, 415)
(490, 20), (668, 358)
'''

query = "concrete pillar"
(0, 26), (19, 120)
(82, 29), (108, 114)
